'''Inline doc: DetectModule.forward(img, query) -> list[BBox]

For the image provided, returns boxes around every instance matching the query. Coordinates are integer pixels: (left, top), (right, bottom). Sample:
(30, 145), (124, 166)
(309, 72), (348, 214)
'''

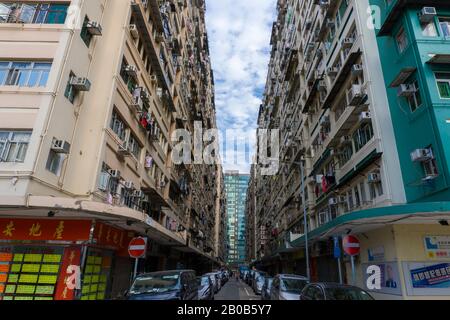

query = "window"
(0, 131), (31, 162)
(64, 72), (77, 103)
(352, 123), (374, 152)
(46, 150), (65, 175)
(435, 73), (450, 99)
(438, 17), (450, 37)
(404, 80), (422, 112)
(0, 61), (51, 87)
(80, 16), (93, 47)
(127, 134), (141, 159)
(0, 3), (68, 24)
(120, 57), (137, 93)
(395, 28), (408, 53)
(421, 21), (438, 37)
(110, 110), (127, 140)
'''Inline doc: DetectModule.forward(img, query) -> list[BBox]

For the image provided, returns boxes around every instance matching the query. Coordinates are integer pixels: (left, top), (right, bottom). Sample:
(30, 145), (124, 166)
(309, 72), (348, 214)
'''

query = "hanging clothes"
(145, 155), (153, 169)
(321, 175), (328, 193)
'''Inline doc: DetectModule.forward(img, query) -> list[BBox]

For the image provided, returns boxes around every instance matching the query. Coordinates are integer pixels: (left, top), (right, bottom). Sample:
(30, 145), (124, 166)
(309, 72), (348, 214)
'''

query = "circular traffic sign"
(128, 237), (147, 258)
(342, 235), (360, 256)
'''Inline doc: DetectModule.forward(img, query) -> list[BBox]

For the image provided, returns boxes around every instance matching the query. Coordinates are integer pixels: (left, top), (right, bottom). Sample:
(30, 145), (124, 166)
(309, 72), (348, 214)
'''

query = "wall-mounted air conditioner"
(368, 172), (381, 183)
(410, 148), (433, 162)
(70, 77), (91, 91)
(419, 7), (437, 24)
(86, 21), (102, 36)
(129, 24), (139, 39)
(397, 84), (416, 97)
(108, 169), (121, 179)
(51, 139), (71, 154)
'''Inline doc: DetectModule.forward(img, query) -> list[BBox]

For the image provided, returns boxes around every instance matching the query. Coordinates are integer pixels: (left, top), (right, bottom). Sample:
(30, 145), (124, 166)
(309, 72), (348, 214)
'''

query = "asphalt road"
(215, 279), (260, 300)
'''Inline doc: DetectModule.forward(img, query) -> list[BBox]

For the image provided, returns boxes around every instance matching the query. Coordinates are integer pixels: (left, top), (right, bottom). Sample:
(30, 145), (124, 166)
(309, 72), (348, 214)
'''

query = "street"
(215, 279), (260, 301)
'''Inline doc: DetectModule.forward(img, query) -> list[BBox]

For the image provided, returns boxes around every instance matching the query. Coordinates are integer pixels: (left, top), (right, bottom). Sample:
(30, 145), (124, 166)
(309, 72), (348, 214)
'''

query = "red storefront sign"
(93, 222), (135, 257)
(0, 219), (92, 241)
(54, 246), (82, 300)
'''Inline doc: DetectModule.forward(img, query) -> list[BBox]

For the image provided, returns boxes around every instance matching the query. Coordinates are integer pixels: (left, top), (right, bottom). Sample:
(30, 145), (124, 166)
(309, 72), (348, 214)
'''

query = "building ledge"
(291, 201), (450, 247)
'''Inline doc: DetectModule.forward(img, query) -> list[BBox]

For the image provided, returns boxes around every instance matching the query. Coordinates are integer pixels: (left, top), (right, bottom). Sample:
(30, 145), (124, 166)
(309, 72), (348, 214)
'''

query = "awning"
(389, 67), (417, 87)
(427, 54), (450, 65)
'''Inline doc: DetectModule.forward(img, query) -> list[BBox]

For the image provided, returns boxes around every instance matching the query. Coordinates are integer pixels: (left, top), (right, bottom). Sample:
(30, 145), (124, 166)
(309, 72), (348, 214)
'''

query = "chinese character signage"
(424, 236), (450, 259)
(0, 219), (92, 241)
(93, 222), (135, 257)
(54, 247), (82, 300)
(410, 263), (450, 288)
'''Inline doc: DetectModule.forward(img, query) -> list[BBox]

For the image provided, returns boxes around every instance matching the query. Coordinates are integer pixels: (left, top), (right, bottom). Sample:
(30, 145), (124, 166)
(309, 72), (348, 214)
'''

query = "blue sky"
(205, 0), (276, 173)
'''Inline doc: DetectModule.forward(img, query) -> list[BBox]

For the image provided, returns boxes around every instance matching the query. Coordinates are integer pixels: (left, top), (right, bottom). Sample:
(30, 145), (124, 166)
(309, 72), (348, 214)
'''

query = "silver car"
(204, 272), (220, 293)
(269, 274), (309, 300)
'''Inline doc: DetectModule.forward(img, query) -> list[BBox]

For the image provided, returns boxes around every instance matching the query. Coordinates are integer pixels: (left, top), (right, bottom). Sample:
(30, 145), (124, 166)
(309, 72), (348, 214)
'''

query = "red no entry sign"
(128, 237), (147, 258)
(342, 235), (360, 256)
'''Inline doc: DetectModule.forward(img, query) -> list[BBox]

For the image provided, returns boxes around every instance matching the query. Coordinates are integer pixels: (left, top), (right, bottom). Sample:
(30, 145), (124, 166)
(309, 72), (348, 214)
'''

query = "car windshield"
(130, 274), (180, 295)
(280, 278), (307, 293)
(266, 278), (273, 287)
(200, 277), (210, 286)
(325, 287), (374, 300)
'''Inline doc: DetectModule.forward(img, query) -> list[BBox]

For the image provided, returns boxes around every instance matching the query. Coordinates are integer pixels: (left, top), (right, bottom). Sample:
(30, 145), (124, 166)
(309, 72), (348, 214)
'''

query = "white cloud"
(205, 0), (276, 173)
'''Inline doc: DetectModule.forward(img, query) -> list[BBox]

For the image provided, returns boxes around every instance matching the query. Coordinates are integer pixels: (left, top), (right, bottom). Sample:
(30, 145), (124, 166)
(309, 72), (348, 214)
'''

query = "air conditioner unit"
(305, 19), (313, 30)
(86, 21), (102, 36)
(318, 80), (327, 91)
(118, 142), (131, 156)
(131, 95), (143, 112)
(419, 7), (437, 24)
(347, 84), (366, 106)
(129, 24), (139, 39)
(69, 77), (91, 91)
(359, 112), (371, 122)
(340, 135), (352, 145)
(156, 87), (163, 99)
(51, 139), (71, 154)
(125, 65), (138, 78)
(328, 198), (338, 206)
(341, 37), (355, 49)
(351, 64), (363, 77)
(368, 172), (381, 183)
(410, 148), (433, 162)
(319, 0), (330, 8)
(124, 181), (134, 189)
(338, 195), (347, 203)
(327, 66), (339, 76)
(141, 88), (150, 102)
(397, 84), (416, 97)
(133, 190), (144, 198)
(108, 169), (121, 178)
(316, 174), (324, 184)
(326, 18), (335, 28)
(150, 75), (157, 83)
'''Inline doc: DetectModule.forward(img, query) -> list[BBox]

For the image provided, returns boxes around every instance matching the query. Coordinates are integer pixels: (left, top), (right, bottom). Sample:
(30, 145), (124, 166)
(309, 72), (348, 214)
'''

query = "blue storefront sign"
(410, 263), (450, 288)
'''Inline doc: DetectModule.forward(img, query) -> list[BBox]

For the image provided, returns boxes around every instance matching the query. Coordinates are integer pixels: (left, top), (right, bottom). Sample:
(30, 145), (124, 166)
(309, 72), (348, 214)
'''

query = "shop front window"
(80, 249), (113, 300)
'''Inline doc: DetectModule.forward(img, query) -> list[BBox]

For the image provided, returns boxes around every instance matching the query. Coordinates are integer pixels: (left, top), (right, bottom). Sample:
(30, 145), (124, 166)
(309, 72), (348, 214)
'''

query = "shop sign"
(368, 246), (385, 262)
(0, 219), (92, 242)
(403, 262), (450, 296)
(54, 247), (82, 300)
(93, 222), (135, 257)
(410, 262), (450, 288)
(424, 236), (450, 259)
(362, 262), (402, 296)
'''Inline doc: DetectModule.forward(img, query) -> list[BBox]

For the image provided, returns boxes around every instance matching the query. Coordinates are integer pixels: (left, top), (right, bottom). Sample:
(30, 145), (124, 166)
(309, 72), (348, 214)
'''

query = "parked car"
(300, 283), (374, 300)
(252, 271), (268, 293)
(126, 270), (198, 300)
(197, 276), (214, 300)
(241, 270), (249, 281)
(247, 270), (255, 286)
(269, 274), (309, 300)
(205, 272), (220, 293)
(254, 274), (267, 295)
(214, 272), (222, 290)
(261, 277), (273, 300)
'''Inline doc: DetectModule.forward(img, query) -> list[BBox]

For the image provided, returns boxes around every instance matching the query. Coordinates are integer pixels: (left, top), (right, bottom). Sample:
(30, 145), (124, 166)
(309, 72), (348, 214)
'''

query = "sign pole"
(350, 255), (356, 285)
(133, 258), (139, 281)
(337, 258), (343, 284)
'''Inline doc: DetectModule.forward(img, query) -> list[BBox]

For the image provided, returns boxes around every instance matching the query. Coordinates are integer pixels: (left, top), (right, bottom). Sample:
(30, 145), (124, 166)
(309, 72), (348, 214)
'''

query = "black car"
(300, 283), (374, 300)
(126, 270), (198, 300)
(197, 276), (214, 300)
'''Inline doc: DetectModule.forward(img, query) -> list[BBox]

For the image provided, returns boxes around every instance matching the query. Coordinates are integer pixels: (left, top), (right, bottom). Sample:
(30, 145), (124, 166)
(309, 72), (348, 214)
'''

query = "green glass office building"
(224, 171), (249, 266)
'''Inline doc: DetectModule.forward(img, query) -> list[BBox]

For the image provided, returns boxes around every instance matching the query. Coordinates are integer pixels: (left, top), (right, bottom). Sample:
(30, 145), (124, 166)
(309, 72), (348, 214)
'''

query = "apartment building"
(224, 171), (249, 267)
(214, 163), (227, 265)
(245, 165), (257, 264)
(250, 0), (450, 299)
(0, 0), (223, 300)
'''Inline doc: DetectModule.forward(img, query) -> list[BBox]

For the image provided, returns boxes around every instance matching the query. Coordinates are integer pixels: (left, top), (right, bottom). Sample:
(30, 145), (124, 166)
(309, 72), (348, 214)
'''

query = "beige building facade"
(0, 0), (224, 300)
